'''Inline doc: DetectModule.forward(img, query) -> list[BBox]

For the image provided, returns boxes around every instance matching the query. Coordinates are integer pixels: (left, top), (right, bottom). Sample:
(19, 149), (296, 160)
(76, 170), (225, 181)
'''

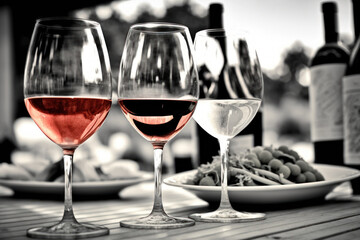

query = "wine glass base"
(189, 208), (266, 223)
(120, 214), (195, 229)
(27, 222), (109, 239)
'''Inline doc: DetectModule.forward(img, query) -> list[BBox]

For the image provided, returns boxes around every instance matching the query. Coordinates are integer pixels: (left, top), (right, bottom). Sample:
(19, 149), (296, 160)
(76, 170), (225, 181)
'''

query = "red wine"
(25, 97), (111, 149)
(192, 3), (263, 166)
(343, 0), (360, 194)
(119, 99), (196, 145)
(309, 2), (349, 165)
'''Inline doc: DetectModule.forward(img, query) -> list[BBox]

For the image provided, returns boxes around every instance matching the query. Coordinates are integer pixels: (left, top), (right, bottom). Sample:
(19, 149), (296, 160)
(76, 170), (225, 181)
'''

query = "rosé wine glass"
(118, 22), (199, 229)
(24, 18), (112, 239)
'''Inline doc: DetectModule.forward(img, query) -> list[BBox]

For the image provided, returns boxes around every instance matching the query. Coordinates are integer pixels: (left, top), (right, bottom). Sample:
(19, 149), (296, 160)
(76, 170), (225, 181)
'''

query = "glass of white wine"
(189, 29), (265, 222)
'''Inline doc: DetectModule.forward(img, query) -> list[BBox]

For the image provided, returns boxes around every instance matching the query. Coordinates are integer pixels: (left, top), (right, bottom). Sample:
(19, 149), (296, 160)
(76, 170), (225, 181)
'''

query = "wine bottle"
(192, 3), (263, 166)
(309, 2), (349, 165)
(343, 0), (360, 194)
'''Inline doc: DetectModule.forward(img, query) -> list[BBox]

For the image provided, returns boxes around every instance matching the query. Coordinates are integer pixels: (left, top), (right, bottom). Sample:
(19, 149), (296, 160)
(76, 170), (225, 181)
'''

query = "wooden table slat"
(263, 215), (360, 240)
(323, 228), (360, 240)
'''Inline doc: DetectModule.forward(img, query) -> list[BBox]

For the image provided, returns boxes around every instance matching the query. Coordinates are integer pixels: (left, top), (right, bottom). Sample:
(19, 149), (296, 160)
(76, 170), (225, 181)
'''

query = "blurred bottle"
(309, 2), (349, 165)
(343, 0), (360, 194)
(192, 3), (263, 166)
(0, 137), (17, 163)
(172, 138), (193, 173)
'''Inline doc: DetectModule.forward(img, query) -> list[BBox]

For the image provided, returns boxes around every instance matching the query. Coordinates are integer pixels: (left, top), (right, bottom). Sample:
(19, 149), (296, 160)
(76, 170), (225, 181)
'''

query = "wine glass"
(24, 18), (112, 238)
(118, 22), (198, 229)
(189, 29), (265, 222)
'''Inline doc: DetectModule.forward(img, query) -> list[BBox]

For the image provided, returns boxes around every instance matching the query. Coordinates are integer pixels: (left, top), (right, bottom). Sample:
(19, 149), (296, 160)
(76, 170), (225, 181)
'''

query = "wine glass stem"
(62, 151), (77, 222)
(151, 147), (166, 215)
(218, 139), (232, 210)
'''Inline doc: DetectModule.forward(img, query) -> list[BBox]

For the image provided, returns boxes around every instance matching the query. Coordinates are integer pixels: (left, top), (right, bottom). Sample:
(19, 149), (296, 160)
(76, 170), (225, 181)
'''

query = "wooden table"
(1, 180), (360, 240)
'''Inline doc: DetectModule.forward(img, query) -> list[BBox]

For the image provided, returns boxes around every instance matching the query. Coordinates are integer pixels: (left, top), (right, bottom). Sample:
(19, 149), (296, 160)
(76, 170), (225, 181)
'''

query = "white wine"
(193, 99), (261, 140)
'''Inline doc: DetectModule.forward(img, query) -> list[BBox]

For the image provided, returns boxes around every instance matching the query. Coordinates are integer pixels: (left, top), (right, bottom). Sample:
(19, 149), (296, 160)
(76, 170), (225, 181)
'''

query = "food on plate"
(0, 154), (142, 182)
(50, 159), (142, 182)
(11, 151), (49, 176)
(0, 163), (34, 181)
(100, 160), (141, 180)
(187, 145), (325, 186)
(35, 159), (64, 181)
(72, 160), (102, 182)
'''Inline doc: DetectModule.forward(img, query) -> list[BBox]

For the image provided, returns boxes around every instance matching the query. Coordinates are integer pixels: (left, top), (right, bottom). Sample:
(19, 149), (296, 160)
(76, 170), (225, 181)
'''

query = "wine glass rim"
(35, 17), (100, 30)
(130, 22), (189, 34)
(196, 28), (250, 38)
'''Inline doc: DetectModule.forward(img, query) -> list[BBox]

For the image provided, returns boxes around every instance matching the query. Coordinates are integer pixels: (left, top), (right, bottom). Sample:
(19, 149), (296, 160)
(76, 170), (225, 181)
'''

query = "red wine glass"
(24, 18), (112, 238)
(118, 23), (199, 229)
(189, 29), (265, 222)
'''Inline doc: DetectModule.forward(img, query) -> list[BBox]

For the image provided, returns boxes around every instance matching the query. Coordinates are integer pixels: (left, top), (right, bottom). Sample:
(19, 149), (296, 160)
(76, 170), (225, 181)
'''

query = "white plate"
(164, 164), (360, 205)
(0, 171), (152, 197)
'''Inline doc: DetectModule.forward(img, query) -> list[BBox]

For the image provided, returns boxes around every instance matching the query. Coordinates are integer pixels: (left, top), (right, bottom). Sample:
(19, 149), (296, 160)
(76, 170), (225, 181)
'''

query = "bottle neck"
(353, 0), (360, 40)
(209, 12), (223, 28)
(323, 12), (339, 43)
(209, 3), (223, 28)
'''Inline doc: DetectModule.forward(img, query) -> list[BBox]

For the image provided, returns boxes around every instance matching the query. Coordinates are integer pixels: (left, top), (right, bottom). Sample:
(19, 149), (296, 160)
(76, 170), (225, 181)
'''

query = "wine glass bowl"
(190, 29), (265, 222)
(195, 29), (263, 100)
(24, 18), (112, 238)
(118, 22), (198, 229)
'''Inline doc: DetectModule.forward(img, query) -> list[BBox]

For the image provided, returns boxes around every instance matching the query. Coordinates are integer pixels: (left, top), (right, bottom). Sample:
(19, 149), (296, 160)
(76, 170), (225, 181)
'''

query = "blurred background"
(0, 0), (355, 172)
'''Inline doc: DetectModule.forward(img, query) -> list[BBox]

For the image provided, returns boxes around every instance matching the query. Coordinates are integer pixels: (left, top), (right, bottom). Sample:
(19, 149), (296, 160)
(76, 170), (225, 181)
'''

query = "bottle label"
(309, 64), (346, 141)
(229, 134), (254, 154)
(343, 74), (360, 165)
